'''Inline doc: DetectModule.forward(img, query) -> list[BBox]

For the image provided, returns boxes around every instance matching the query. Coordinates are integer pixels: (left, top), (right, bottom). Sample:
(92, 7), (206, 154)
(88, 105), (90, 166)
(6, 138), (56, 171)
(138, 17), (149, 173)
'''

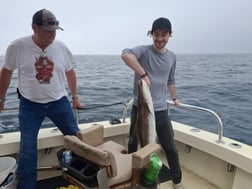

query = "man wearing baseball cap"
(32, 8), (64, 31)
(0, 9), (84, 189)
(121, 17), (185, 189)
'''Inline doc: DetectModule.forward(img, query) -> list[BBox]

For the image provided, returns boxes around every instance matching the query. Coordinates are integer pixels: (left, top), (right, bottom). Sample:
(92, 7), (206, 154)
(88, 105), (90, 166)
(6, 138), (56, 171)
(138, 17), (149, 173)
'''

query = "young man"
(0, 9), (84, 189)
(121, 17), (184, 189)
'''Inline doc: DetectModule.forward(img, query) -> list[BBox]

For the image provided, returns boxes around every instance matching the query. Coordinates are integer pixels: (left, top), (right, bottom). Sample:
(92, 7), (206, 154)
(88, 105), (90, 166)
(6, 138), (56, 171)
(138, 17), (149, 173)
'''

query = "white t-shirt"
(4, 36), (75, 103)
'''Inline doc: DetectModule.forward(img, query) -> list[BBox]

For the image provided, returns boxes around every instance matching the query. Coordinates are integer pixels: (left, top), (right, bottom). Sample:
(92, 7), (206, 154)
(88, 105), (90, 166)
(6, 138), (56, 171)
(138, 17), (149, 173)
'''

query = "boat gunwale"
(1, 118), (252, 175)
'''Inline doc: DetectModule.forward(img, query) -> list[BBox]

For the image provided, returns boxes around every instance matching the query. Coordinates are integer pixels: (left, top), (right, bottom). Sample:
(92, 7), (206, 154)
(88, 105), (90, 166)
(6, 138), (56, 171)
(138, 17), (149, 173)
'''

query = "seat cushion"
(98, 141), (132, 186)
(64, 135), (110, 166)
(77, 124), (104, 146)
(108, 152), (132, 186)
(98, 141), (127, 154)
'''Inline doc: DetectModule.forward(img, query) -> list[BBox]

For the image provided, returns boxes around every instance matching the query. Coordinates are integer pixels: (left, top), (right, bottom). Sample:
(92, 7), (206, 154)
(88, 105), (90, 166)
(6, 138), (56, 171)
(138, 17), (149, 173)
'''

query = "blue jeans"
(17, 96), (79, 189)
(128, 105), (182, 184)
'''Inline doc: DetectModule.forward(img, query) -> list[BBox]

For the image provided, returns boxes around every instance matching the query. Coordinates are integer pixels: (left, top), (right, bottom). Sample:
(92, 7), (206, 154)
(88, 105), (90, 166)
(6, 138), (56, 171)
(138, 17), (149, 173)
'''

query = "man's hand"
(72, 98), (84, 109)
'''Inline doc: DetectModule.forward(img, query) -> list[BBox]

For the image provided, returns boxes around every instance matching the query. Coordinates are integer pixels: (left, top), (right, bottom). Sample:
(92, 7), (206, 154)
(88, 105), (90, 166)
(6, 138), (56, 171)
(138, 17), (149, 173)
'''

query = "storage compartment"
(70, 158), (87, 171)
(58, 149), (99, 187)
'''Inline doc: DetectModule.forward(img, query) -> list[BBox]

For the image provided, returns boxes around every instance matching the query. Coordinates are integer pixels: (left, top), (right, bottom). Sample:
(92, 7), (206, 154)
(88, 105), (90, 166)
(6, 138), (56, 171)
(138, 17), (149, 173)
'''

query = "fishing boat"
(0, 100), (252, 189)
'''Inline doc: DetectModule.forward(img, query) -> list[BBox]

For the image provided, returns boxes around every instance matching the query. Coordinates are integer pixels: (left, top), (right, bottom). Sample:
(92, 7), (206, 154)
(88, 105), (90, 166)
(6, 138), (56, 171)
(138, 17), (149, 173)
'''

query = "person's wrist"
(72, 96), (78, 100)
(172, 98), (177, 102)
(0, 98), (6, 103)
(140, 72), (148, 78)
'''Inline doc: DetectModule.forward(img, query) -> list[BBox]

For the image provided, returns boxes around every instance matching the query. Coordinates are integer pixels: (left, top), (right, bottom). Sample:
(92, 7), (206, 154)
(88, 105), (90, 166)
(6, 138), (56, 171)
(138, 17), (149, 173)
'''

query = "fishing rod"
(76, 99), (133, 110)
(1, 100), (131, 113)
(74, 100), (132, 123)
(77, 101), (123, 110)
(0, 107), (19, 113)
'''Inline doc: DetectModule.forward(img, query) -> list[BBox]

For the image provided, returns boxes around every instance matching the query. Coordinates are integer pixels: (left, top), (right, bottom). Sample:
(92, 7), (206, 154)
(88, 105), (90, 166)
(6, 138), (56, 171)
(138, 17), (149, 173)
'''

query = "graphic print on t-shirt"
(35, 53), (54, 84)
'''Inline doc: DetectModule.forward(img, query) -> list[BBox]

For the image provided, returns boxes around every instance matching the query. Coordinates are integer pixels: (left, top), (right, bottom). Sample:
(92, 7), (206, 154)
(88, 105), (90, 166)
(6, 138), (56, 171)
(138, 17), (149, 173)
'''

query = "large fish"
(135, 79), (157, 147)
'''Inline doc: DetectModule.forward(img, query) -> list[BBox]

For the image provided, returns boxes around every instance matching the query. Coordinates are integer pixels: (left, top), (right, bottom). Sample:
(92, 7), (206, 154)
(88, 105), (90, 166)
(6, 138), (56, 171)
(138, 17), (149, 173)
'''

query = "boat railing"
(1, 99), (224, 144)
(121, 99), (224, 144)
(167, 100), (224, 144)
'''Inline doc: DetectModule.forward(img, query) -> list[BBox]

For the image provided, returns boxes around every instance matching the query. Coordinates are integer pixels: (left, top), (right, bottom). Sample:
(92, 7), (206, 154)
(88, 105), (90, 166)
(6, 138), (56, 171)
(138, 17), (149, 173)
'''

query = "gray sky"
(1, 0), (251, 55)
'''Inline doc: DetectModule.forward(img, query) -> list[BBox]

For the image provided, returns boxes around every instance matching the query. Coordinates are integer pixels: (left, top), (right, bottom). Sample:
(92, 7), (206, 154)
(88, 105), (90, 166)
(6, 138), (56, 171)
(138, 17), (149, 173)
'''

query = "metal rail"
(122, 99), (133, 123)
(121, 99), (224, 144)
(166, 100), (224, 143)
(1, 99), (224, 143)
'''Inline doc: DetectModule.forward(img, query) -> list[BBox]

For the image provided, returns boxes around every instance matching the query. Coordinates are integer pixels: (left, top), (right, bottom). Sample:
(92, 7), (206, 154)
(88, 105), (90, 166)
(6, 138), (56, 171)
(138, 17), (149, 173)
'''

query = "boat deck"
(36, 166), (220, 189)
(160, 165), (220, 189)
(35, 152), (220, 189)
(159, 153), (220, 189)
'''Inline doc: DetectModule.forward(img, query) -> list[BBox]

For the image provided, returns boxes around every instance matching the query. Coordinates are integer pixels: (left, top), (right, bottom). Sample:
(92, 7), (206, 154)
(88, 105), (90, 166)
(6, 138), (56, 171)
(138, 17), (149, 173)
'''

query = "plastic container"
(0, 157), (17, 189)
(142, 153), (162, 188)
(60, 152), (99, 187)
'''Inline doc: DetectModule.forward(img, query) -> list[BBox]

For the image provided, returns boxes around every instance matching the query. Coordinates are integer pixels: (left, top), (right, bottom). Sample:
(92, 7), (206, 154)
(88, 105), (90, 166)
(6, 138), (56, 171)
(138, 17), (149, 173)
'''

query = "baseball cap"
(150, 17), (172, 34)
(32, 9), (63, 31)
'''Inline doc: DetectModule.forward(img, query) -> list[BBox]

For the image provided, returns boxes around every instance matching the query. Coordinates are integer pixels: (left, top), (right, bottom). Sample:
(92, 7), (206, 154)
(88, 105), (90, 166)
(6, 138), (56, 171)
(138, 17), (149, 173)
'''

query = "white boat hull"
(0, 118), (252, 189)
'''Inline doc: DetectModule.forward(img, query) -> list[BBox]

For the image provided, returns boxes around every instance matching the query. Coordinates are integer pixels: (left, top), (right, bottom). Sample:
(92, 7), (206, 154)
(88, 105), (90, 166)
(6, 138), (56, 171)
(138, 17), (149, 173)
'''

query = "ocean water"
(0, 54), (251, 146)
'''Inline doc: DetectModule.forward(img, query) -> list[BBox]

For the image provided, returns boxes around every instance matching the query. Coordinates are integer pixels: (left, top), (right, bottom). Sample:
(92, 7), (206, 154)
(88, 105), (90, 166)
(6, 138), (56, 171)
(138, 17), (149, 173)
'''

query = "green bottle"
(142, 153), (162, 187)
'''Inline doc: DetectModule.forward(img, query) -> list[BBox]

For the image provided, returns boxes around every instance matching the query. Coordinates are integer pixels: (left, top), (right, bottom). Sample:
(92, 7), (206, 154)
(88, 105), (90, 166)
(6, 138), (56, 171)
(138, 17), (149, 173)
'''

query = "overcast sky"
(0, 0), (251, 55)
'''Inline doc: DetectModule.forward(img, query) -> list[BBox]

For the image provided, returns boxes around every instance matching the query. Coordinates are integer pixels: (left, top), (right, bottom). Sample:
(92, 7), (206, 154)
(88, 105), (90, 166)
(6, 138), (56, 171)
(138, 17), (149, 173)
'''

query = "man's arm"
(168, 84), (179, 106)
(65, 69), (84, 109)
(121, 53), (146, 76)
(121, 53), (150, 86)
(0, 67), (13, 111)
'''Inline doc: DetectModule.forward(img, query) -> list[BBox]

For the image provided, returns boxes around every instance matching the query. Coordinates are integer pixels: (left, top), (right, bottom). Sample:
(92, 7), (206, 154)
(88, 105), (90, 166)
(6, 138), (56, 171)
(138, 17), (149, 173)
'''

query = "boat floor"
(159, 154), (220, 189)
(36, 176), (70, 189)
(160, 165), (220, 189)
(36, 153), (220, 189)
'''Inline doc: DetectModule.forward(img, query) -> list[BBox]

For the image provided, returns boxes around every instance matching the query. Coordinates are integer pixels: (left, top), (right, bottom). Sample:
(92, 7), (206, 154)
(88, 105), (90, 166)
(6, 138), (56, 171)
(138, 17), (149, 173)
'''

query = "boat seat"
(61, 124), (161, 189)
